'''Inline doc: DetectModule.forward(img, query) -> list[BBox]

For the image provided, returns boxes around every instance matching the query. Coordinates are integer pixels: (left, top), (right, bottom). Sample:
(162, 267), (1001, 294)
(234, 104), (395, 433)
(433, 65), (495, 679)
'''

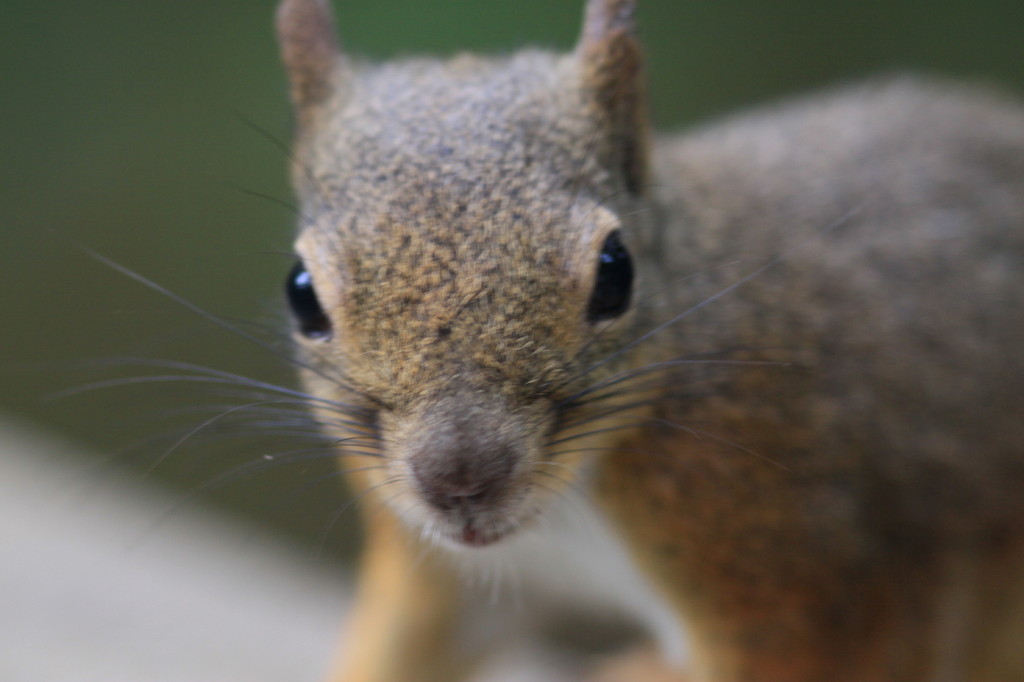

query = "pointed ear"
(574, 0), (649, 195)
(276, 0), (344, 116)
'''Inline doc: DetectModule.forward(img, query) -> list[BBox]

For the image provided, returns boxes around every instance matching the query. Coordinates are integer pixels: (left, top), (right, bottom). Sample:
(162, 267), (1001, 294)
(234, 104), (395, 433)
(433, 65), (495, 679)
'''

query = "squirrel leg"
(326, 508), (473, 682)
(597, 429), (1024, 682)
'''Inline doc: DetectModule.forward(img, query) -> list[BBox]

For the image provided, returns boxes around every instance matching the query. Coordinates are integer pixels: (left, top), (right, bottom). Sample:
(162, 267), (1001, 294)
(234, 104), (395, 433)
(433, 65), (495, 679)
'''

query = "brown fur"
(277, 1), (1024, 680)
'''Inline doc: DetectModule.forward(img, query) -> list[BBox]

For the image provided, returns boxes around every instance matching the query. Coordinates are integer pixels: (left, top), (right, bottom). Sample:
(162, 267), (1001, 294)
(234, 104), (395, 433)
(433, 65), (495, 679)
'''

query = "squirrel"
(274, 0), (1024, 680)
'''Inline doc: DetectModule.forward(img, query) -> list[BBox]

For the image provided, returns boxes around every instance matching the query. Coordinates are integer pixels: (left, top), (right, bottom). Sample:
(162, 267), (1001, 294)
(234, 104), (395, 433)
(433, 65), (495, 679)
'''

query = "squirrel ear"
(574, 0), (649, 195)
(276, 0), (344, 113)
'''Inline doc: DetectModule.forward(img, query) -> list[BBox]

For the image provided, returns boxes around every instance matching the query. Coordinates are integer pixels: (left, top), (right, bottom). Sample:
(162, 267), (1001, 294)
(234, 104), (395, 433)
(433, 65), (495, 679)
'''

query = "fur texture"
(277, 1), (1024, 680)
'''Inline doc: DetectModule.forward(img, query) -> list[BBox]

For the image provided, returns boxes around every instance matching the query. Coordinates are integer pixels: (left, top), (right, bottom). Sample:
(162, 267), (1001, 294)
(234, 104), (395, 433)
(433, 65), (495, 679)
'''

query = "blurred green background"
(3, 0), (1023, 558)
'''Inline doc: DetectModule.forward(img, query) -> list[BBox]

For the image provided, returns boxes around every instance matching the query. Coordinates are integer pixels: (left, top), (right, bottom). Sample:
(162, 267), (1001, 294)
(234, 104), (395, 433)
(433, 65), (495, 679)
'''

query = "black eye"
(285, 261), (332, 339)
(586, 231), (633, 322)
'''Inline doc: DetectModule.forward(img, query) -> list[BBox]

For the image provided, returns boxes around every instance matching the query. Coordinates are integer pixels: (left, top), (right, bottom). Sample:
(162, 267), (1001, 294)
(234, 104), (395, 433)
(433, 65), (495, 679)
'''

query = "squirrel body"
(276, 1), (1024, 680)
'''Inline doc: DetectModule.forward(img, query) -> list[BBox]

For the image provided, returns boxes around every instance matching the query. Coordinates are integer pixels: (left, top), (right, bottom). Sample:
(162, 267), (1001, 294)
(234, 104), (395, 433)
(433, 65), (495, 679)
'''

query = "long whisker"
(225, 182), (307, 221)
(556, 393), (671, 433)
(315, 475), (405, 558)
(144, 398), (299, 475)
(150, 399), (382, 472)
(559, 354), (786, 410)
(654, 420), (791, 472)
(231, 109), (342, 230)
(50, 357), (368, 420)
(551, 413), (789, 471)
(128, 445), (384, 548)
(79, 247), (358, 393)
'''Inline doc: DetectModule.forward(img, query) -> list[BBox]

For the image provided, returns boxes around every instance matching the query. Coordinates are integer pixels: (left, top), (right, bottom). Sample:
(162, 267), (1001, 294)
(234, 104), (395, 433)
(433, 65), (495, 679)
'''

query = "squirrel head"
(278, 0), (652, 547)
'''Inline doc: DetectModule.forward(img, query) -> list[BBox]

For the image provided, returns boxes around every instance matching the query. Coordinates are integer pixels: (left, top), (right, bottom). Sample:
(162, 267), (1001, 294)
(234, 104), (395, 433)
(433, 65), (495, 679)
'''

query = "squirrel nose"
(412, 458), (510, 513)
(401, 396), (524, 514)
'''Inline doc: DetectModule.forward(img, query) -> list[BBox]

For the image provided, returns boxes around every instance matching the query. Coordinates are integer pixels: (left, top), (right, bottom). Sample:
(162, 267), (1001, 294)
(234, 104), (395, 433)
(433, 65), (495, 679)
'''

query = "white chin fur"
(433, 486), (691, 670)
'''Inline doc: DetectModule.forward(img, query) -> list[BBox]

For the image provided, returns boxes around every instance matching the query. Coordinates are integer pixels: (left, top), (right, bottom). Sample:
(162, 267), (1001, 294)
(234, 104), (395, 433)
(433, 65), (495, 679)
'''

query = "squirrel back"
(611, 79), (1024, 679)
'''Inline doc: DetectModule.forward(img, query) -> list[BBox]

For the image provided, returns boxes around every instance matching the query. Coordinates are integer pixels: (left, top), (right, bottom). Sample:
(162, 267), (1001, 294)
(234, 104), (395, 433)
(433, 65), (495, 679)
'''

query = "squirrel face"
(278, 0), (650, 546)
(288, 74), (641, 544)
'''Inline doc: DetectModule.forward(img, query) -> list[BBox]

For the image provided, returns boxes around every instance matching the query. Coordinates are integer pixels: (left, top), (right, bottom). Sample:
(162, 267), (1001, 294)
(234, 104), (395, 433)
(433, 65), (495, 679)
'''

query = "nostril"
(444, 483), (491, 507)
(415, 472), (502, 512)
(445, 479), (488, 500)
(444, 486), (490, 509)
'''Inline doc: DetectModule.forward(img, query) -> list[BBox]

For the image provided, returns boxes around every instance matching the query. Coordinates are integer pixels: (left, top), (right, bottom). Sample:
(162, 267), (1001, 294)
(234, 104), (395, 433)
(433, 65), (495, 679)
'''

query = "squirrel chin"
(457, 523), (498, 548)
(426, 523), (507, 550)
(424, 510), (527, 550)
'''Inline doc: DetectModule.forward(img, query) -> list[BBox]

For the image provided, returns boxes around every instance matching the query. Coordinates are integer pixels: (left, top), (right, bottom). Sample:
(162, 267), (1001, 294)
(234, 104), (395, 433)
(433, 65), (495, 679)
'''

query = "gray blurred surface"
(0, 418), (348, 682)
